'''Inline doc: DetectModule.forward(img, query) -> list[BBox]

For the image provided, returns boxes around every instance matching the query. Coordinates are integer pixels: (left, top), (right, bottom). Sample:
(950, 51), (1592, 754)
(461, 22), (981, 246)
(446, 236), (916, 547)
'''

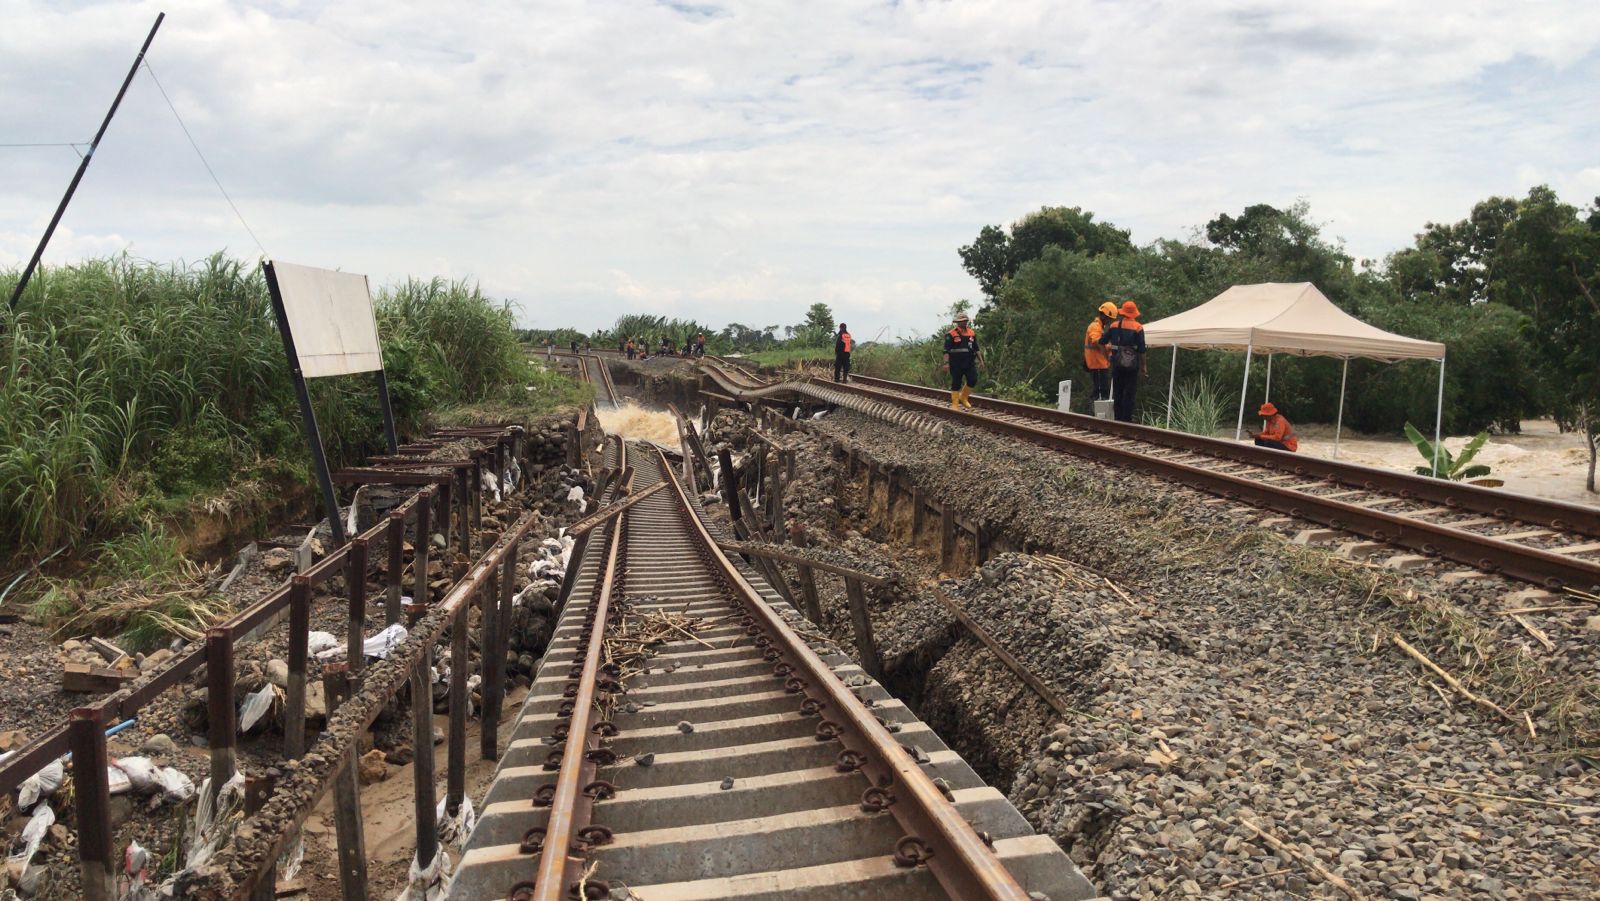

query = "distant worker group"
(621, 334), (704, 361)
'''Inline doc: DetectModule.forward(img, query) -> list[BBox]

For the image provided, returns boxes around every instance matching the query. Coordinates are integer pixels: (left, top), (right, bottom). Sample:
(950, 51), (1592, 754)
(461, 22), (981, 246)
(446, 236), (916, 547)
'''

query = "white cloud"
(1, 0), (1597, 333)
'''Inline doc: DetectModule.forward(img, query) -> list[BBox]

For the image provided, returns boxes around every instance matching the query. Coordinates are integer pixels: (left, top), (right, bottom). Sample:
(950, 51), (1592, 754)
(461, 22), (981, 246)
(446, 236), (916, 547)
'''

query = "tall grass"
(1, 254), (567, 565)
(1141, 375), (1228, 437)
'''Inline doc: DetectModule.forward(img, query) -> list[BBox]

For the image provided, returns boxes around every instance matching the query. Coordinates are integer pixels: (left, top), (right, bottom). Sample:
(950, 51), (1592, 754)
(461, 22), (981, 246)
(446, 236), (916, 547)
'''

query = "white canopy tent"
(1141, 282), (1448, 471)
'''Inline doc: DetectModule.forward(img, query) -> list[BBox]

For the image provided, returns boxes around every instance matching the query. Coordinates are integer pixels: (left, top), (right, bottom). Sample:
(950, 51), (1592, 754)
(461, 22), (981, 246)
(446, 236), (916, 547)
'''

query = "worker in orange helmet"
(942, 311), (981, 408)
(1251, 402), (1298, 452)
(1097, 300), (1146, 421)
(1083, 301), (1116, 402)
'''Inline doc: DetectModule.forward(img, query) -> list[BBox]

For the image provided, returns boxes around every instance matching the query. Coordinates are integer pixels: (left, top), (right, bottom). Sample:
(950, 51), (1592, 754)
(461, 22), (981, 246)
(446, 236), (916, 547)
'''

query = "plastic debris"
(307, 631), (339, 657)
(185, 771), (245, 869)
(565, 485), (585, 505)
(363, 623), (409, 660)
(6, 802), (54, 894)
(395, 847), (453, 901)
(16, 758), (64, 810)
(481, 470), (501, 504)
(121, 839), (158, 901)
(239, 685), (278, 732)
(435, 795), (476, 848)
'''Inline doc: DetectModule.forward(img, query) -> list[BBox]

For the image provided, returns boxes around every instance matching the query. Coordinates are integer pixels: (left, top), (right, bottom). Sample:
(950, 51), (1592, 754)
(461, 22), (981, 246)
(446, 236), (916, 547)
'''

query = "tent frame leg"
(1165, 347), (1178, 429)
(1234, 344), (1254, 442)
(1334, 357), (1349, 459)
(1432, 356), (1446, 477)
(1264, 354), (1273, 403)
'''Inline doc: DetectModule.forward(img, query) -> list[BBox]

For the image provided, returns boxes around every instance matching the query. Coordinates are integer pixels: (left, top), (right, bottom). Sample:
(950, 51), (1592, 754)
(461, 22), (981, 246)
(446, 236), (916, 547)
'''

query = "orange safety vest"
(839, 331), (853, 353)
(1084, 319), (1109, 370)
(1259, 414), (1298, 452)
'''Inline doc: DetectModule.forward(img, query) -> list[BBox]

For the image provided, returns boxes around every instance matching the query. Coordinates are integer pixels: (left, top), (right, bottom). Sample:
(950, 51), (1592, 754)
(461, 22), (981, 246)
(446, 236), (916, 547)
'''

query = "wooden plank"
(844, 578), (883, 680)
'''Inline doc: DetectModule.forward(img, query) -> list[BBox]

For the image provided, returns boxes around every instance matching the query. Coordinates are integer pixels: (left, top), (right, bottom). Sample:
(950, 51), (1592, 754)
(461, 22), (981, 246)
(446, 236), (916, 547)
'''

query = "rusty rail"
(651, 447), (1032, 899)
(718, 367), (1600, 591)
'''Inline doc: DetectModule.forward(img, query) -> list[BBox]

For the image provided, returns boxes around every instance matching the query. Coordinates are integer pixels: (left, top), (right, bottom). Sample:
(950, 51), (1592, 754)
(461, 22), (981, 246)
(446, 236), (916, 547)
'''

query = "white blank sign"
(271, 260), (383, 378)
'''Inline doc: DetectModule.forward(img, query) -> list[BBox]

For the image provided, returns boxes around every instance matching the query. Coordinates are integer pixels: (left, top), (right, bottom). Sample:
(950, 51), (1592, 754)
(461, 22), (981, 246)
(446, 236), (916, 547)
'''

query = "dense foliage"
(0, 255), (579, 560)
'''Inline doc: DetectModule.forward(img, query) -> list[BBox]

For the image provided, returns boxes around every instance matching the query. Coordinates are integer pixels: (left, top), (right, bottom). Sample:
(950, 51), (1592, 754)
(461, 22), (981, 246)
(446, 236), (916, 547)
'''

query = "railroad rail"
(697, 363), (1600, 591)
(451, 437), (1092, 899)
(550, 351), (621, 409)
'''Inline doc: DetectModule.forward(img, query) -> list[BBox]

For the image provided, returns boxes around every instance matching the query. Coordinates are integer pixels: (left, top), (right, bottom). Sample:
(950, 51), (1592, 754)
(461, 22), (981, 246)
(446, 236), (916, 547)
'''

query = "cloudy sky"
(2, 1), (1597, 337)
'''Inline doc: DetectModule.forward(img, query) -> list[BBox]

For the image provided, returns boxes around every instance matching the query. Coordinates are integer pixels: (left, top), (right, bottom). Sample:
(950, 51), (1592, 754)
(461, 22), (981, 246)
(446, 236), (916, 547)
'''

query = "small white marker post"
(1058, 380), (1072, 413)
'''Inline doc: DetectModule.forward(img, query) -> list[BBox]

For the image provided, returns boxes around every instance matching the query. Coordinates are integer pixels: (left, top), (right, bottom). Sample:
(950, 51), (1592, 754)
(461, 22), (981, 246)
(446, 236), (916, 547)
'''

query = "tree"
(959, 206), (1132, 302)
(790, 302), (834, 346)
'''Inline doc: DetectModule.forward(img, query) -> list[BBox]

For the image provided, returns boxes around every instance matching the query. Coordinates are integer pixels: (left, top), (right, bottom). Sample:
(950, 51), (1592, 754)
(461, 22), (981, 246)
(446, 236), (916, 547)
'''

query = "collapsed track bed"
(452, 440), (1094, 900)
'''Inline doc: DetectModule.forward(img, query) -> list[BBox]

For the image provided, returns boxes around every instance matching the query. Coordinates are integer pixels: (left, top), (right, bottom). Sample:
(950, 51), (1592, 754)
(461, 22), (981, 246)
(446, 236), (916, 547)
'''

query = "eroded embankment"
(703, 405), (1599, 900)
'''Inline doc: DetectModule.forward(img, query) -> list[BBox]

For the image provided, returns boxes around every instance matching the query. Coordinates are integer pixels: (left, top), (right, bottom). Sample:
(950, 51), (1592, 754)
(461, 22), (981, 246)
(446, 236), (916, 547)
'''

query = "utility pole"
(6, 12), (166, 312)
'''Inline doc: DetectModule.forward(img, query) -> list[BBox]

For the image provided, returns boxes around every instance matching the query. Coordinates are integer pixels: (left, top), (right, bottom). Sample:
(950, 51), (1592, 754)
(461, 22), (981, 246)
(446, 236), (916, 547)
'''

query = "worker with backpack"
(1097, 300), (1146, 422)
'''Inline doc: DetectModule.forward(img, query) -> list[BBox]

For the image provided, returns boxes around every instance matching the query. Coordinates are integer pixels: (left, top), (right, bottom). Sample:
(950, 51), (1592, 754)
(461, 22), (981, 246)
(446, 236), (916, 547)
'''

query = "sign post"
(264, 260), (397, 546)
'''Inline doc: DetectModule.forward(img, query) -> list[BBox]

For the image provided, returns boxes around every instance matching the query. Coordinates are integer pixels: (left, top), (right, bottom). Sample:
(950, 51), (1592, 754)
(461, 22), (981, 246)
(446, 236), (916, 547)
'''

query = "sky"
(2, 1), (1598, 338)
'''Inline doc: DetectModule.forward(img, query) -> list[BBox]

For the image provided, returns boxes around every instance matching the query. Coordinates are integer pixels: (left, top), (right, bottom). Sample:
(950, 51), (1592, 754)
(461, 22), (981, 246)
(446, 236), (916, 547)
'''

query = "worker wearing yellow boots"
(942, 311), (980, 409)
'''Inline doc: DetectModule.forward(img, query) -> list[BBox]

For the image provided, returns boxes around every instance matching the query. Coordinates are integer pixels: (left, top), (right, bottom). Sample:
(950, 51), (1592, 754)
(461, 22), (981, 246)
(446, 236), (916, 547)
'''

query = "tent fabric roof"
(1141, 282), (1445, 361)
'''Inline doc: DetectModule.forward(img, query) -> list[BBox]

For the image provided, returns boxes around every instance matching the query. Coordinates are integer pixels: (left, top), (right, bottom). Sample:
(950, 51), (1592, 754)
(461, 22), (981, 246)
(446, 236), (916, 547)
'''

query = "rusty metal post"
(768, 449), (786, 544)
(457, 468), (472, 559)
(285, 576), (310, 759)
(481, 550), (514, 760)
(244, 775), (278, 901)
(790, 530), (826, 625)
(347, 537), (368, 675)
(437, 478), (451, 549)
(446, 603), (468, 816)
(409, 650), (440, 870)
(718, 449), (741, 519)
(883, 467), (899, 537)
(843, 577), (883, 679)
(386, 509), (405, 626)
(414, 491), (432, 606)
(206, 627), (238, 803)
(912, 486), (926, 539)
(940, 503), (956, 571)
(68, 707), (114, 901)
(471, 456), (483, 533)
(323, 669), (368, 901)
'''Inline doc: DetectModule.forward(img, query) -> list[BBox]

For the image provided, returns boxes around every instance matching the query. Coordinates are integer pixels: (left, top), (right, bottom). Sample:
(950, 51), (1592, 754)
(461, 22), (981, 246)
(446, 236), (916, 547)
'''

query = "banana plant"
(1404, 422), (1492, 480)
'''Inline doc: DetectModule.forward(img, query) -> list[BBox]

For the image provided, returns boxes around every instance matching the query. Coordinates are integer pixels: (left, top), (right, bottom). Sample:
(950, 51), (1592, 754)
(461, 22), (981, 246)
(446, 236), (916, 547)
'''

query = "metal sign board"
(268, 260), (383, 378)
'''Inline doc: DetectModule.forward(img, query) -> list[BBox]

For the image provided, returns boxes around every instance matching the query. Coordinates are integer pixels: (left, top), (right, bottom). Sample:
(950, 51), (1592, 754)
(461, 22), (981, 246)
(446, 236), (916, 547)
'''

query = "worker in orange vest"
(943, 311), (980, 408)
(1251, 402), (1298, 451)
(1097, 300), (1146, 422)
(1083, 301), (1116, 402)
(834, 323), (853, 383)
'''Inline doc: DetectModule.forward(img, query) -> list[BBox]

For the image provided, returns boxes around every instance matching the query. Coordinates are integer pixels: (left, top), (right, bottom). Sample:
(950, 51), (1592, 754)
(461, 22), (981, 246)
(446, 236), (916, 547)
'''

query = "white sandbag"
(306, 631), (339, 657)
(16, 758), (64, 809)
(565, 485), (585, 505)
(185, 771), (245, 870)
(152, 766), (195, 804)
(481, 470), (501, 504)
(111, 756), (159, 793)
(363, 623), (409, 660)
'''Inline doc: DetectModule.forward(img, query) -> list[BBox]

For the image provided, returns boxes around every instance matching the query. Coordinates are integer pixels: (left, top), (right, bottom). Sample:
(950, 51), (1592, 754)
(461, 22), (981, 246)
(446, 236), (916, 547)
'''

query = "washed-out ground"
(705, 405), (1600, 900)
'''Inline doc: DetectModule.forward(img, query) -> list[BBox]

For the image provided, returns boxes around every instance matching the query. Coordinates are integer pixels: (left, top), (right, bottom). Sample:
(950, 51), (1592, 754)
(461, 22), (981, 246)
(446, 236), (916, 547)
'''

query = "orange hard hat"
(1098, 301), (1118, 316)
(1119, 300), (1140, 318)
(1259, 402), (1278, 416)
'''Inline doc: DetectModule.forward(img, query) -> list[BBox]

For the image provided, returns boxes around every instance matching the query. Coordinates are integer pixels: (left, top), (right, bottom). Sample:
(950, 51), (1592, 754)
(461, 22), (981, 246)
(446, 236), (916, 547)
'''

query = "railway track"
(551, 351), (621, 408)
(697, 362), (1600, 591)
(451, 438), (1093, 900)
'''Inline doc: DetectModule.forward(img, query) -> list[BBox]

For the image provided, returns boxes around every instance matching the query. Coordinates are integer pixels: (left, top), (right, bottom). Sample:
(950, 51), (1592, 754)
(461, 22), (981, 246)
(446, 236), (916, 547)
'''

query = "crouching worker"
(1252, 402), (1298, 452)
